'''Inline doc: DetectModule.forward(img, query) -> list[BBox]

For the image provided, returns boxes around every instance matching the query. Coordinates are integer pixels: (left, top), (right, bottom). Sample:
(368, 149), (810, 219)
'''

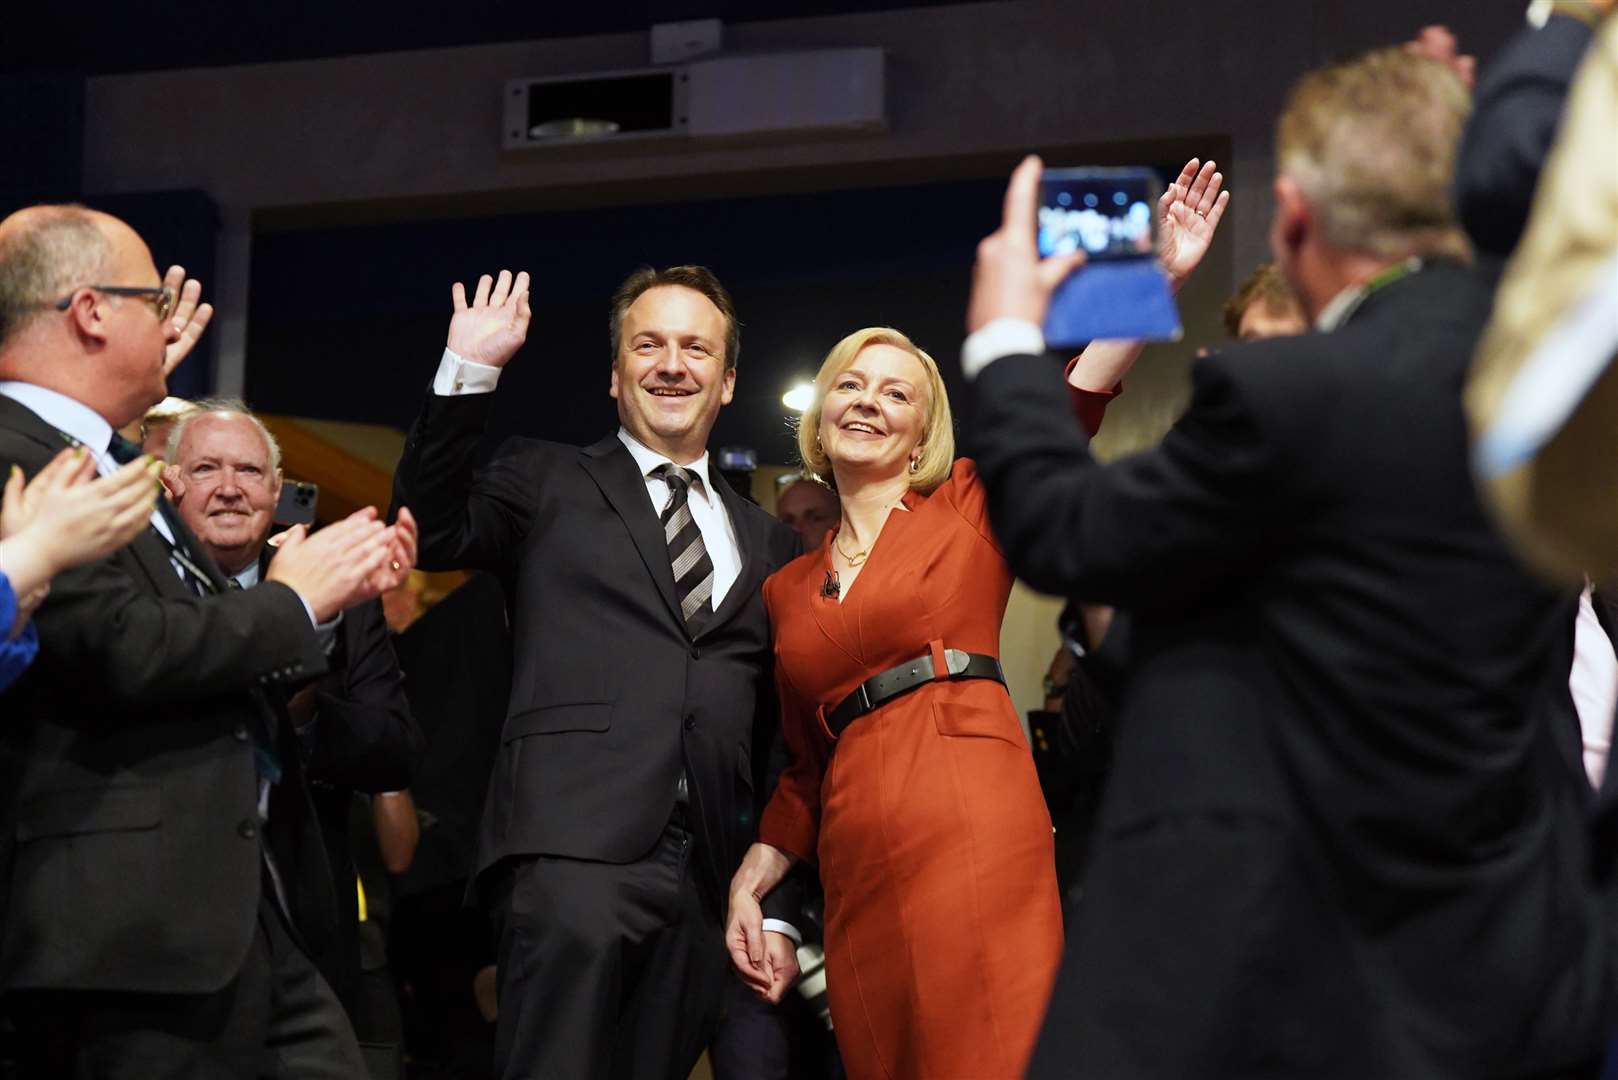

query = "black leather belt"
(825, 649), (1005, 739)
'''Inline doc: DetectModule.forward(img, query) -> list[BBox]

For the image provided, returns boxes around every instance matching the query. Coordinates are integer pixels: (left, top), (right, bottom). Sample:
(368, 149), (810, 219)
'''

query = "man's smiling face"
(609, 284), (735, 464)
(165, 411), (283, 576)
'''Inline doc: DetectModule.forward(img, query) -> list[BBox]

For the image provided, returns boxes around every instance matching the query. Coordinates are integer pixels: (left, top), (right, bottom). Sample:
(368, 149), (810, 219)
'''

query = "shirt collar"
(1314, 257), (1424, 333)
(233, 558), (263, 589)
(0, 382), (114, 461)
(617, 426), (715, 503)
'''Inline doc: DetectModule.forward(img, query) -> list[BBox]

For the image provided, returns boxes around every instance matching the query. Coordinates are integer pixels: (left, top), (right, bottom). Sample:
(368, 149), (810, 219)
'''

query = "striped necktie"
(654, 464), (715, 628)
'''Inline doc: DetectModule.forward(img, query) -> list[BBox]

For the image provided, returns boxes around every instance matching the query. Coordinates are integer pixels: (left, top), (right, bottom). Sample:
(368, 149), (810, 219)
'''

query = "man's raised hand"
(1156, 158), (1230, 290)
(160, 265), (215, 378)
(447, 270), (532, 368)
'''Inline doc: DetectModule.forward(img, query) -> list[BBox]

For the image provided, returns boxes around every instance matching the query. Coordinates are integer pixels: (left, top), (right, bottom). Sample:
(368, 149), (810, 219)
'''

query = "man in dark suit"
(162, 401), (425, 1035)
(963, 46), (1612, 1080)
(391, 265), (800, 1079)
(0, 204), (417, 1077)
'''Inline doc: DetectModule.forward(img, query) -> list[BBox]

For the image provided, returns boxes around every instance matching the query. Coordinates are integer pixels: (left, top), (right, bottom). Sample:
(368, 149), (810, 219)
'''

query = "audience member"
(0, 446), (158, 691)
(391, 266), (801, 1079)
(774, 474), (839, 550)
(966, 44), (1610, 1079)
(0, 204), (416, 1076)
(163, 400), (425, 1045)
(1221, 262), (1307, 341)
(132, 394), (200, 458)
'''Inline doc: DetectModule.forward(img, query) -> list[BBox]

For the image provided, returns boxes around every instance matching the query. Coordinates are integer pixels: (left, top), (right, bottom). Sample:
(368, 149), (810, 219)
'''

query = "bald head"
(0, 205), (115, 348)
(0, 205), (176, 428)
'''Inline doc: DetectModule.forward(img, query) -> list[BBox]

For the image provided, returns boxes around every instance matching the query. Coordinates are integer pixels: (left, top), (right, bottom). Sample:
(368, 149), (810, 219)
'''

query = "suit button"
(690, 646), (701, 660)
(233, 725), (250, 743)
(238, 820), (257, 839)
(684, 716), (696, 731)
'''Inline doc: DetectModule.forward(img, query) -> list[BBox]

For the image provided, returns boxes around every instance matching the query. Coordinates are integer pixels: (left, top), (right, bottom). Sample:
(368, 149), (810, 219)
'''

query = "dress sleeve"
(0, 572), (40, 695)
(1063, 355), (1121, 437)
(756, 584), (827, 865)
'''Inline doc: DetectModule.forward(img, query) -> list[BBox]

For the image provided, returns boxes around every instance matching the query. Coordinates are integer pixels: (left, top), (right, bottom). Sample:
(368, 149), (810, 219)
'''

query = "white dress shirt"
(432, 347), (743, 608)
(1571, 582), (1618, 789)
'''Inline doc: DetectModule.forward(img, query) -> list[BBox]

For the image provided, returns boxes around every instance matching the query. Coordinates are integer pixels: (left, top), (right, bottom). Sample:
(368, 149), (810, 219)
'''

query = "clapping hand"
(160, 265), (215, 378)
(266, 507), (416, 624)
(447, 270), (532, 368)
(0, 447), (161, 636)
(1156, 158), (1230, 291)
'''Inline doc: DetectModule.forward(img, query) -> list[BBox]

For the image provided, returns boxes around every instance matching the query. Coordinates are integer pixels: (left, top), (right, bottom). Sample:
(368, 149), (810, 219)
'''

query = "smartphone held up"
(1037, 166), (1182, 347)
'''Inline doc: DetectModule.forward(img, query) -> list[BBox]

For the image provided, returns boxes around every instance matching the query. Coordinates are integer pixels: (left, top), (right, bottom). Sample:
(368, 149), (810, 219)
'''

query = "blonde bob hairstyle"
(796, 326), (955, 495)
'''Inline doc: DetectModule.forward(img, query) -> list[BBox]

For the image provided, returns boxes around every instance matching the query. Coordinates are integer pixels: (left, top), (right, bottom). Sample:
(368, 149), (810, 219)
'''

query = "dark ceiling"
(16, 1), (995, 77)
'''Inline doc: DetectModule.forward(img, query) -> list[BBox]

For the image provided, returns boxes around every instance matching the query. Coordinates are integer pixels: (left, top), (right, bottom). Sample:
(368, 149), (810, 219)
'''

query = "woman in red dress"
(725, 326), (1063, 1079)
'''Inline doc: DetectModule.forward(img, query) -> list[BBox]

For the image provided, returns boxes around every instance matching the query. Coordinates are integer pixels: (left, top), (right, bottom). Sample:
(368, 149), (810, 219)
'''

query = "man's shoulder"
(488, 434), (603, 469)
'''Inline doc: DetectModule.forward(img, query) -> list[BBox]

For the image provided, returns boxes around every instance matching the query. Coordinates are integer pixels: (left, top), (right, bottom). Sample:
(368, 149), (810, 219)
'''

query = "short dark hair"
(608, 265), (740, 370)
(0, 205), (110, 348)
(1221, 262), (1302, 339)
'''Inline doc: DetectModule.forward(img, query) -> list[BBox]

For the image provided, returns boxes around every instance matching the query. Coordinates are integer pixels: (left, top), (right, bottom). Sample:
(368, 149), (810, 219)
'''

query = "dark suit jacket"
(288, 586), (423, 1011)
(391, 390), (799, 911)
(969, 263), (1612, 1077)
(1456, 12), (1596, 259)
(0, 393), (337, 996)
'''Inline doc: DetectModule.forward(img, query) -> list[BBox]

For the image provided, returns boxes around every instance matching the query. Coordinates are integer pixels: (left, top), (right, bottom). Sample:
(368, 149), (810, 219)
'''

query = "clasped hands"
(726, 842), (800, 1004)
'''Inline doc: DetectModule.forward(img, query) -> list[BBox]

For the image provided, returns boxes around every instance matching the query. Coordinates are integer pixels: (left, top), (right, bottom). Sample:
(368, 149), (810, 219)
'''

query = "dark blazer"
(0, 393), (336, 996)
(391, 390), (799, 909)
(289, 587), (423, 1011)
(969, 263), (1612, 1078)
(1456, 12), (1596, 259)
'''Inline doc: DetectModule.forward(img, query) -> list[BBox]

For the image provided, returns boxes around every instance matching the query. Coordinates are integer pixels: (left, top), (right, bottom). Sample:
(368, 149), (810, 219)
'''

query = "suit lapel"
(578, 435), (685, 630)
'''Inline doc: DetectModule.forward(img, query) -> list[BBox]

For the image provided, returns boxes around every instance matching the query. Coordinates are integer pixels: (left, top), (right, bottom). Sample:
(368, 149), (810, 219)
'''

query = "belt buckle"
(944, 648), (971, 676)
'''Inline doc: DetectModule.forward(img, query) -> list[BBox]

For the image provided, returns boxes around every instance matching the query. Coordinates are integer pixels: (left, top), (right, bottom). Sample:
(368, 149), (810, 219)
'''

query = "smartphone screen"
(1037, 167), (1161, 262)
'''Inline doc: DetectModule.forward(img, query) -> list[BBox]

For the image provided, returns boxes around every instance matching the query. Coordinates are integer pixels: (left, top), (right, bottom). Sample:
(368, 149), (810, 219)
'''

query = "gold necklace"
(833, 529), (869, 567)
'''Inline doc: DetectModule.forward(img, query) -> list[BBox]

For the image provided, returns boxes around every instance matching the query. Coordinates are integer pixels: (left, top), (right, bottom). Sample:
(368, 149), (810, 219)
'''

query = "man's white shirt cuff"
(761, 918), (802, 946)
(961, 318), (1045, 380)
(433, 348), (502, 396)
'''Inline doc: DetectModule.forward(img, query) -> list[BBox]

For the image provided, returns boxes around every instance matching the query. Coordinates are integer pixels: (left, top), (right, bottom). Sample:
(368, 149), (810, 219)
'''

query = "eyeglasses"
(53, 285), (176, 322)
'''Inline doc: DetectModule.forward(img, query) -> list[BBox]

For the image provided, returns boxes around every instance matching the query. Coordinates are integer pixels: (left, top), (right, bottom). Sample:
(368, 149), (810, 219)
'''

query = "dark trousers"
(4, 892), (364, 1079)
(489, 808), (727, 1080)
(709, 968), (846, 1080)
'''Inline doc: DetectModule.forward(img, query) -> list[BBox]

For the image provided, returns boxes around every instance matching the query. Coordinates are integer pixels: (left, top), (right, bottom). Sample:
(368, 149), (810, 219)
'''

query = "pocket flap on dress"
(503, 702), (613, 741)
(17, 784), (162, 841)
(932, 700), (1025, 745)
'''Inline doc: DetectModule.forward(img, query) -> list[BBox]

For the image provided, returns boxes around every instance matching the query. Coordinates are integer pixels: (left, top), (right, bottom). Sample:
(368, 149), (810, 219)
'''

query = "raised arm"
(391, 270), (535, 573)
(1454, 9), (1604, 257)
(1067, 157), (1230, 397)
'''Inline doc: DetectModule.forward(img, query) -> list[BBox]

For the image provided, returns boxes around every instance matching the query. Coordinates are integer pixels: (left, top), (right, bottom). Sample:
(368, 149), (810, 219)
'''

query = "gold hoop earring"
(909, 456), (920, 474)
